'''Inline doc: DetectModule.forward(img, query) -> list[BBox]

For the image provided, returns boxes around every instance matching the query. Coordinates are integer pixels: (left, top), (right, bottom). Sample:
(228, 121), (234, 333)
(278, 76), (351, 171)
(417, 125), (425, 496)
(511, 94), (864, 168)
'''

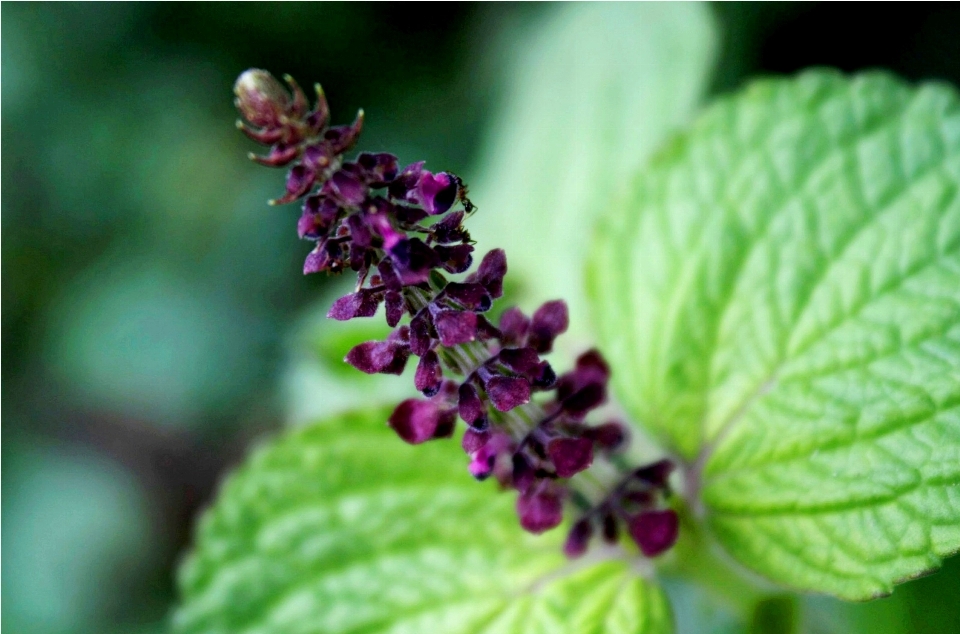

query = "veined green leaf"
(174, 408), (673, 633)
(589, 70), (960, 599)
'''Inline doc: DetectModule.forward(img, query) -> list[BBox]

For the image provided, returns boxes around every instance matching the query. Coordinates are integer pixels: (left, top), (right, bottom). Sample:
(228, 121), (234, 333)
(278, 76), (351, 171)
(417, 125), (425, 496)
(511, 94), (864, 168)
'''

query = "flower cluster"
(235, 69), (679, 559)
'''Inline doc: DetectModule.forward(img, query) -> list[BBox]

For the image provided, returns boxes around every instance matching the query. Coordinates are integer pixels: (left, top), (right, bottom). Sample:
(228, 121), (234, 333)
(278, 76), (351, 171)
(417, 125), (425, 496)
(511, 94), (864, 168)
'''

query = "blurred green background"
(3, 3), (960, 634)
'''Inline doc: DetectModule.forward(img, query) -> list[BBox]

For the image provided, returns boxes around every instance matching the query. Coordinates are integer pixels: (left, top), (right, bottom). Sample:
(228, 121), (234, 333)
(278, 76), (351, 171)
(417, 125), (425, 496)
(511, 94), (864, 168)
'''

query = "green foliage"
(469, 2), (717, 351)
(174, 408), (673, 634)
(589, 70), (960, 599)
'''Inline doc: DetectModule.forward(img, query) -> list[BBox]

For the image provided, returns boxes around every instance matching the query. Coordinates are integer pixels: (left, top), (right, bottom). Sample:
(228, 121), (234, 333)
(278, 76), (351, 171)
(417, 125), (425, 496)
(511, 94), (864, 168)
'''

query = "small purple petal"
(416, 171), (458, 215)
(271, 164), (315, 205)
(486, 376), (531, 412)
(303, 240), (340, 274)
(529, 300), (569, 353)
(393, 203), (429, 224)
(377, 258), (403, 292)
(327, 289), (384, 321)
(475, 316), (502, 341)
(415, 350), (443, 397)
(547, 437), (594, 478)
(573, 350), (611, 381)
(347, 214), (372, 248)
(388, 398), (456, 445)
(237, 121), (285, 145)
(250, 142), (301, 168)
(330, 170), (366, 206)
(511, 453), (536, 493)
(305, 86), (330, 133)
(356, 152), (399, 187)
(468, 450), (497, 480)
(442, 282), (491, 312)
(409, 312), (434, 356)
(628, 510), (679, 557)
(297, 209), (321, 240)
(476, 249), (507, 299)
(562, 382), (607, 417)
(498, 308), (530, 346)
(388, 161), (424, 200)
(390, 238), (440, 285)
(633, 459), (675, 489)
(324, 110), (364, 155)
(462, 429), (488, 454)
(564, 518), (594, 558)
(344, 340), (409, 375)
(457, 383), (486, 426)
(586, 421), (628, 452)
(384, 291), (404, 327)
(435, 244), (474, 274)
(434, 310), (477, 346)
(302, 143), (334, 171)
(300, 195), (341, 239)
(496, 347), (540, 375)
(388, 325), (410, 345)
(517, 488), (564, 534)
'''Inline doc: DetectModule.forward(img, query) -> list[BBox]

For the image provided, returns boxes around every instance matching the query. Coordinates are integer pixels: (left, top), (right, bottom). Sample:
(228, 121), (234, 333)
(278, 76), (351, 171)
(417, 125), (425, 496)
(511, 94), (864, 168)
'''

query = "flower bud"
(234, 69), (291, 129)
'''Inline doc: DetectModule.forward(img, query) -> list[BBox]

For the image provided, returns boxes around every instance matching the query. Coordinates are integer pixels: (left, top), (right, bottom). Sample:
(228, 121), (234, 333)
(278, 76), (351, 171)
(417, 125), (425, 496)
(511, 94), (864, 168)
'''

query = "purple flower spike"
(564, 518), (594, 558)
(327, 289), (383, 321)
(415, 350), (443, 397)
(517, 487), (564, 534)
(529, 301), (569, 353)
(237, 70), (682, 562)
(486, 376), (531, 412)
(547, 437), (594, 478)
(345, 339), (409, 375)
(628, 510), (679, 557)
(389, 398), (456, 445)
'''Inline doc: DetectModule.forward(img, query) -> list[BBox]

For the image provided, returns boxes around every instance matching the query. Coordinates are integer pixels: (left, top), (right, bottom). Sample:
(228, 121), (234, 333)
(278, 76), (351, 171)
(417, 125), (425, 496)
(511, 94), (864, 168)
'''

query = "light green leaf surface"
(469, 2), (717, 353)
(589, 71), (960, 599)
(175, 408), (673, 634)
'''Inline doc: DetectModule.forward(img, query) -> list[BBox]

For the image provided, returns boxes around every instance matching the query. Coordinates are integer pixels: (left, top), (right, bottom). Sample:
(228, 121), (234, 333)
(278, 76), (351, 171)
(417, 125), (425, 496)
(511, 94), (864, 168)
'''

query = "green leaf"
(174, 408), (673, 634)
(469, 2), (717, 352)
(588, 71), (960, 599)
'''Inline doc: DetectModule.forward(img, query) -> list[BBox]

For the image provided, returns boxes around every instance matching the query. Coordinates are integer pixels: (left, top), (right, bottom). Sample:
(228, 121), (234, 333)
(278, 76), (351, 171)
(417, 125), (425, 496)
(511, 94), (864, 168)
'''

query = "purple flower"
(517, 484), (564, 534)
(564, 518), (594, 558)
(389, 398), (456, 445)
(629, 510), (679, 557)
(547, 437), (594, 478)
